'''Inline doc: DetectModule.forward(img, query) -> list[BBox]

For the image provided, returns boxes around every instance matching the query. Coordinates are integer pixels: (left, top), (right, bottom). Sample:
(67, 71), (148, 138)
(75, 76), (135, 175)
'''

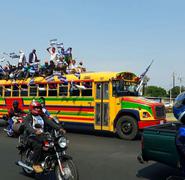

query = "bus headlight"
(58, 137), (67, 148)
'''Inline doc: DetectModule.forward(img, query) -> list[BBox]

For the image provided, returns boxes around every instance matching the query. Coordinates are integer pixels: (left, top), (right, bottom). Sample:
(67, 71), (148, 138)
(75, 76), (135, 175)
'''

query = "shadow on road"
(66, 129), (142, 140)
(136, 162), (182, 180)
(19, 171), (56, 180)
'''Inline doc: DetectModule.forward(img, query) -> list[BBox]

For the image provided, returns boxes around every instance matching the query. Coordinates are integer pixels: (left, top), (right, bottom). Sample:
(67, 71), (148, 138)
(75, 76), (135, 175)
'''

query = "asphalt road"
(0, 128), (182, 180)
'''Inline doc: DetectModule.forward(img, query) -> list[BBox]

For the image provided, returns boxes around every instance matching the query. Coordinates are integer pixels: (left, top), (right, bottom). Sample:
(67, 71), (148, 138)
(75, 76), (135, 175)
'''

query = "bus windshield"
(112, 80), (138, 97)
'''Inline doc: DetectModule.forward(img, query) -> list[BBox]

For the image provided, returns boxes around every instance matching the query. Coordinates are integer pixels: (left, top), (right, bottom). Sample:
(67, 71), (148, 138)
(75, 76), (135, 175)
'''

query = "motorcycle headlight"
(58, 137), (67, 148)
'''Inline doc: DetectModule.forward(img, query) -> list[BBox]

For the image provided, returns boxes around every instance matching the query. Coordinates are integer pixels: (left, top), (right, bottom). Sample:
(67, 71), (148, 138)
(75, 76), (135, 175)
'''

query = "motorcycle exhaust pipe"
(16, 161), (33, 171)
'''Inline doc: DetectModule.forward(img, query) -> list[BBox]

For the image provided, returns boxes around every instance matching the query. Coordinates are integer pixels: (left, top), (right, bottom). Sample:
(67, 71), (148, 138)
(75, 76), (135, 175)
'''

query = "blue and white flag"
(136, 60), (154, 92)
(46, 75), (54, 82)
(28, 78), (34, 85)
(58, 75), (68, 83)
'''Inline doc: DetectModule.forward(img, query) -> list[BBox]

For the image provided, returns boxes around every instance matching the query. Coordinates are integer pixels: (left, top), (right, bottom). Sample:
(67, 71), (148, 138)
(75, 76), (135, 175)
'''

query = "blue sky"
(0, 0), (185, 90)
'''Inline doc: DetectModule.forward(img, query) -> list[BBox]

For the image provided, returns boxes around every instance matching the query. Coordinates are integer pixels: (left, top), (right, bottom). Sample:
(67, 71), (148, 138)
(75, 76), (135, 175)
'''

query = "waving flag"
(58, 75), (68, 84)
(46, 75), (54, 82)
(28, 78), (34, 85)
(136, 60), (154, 92)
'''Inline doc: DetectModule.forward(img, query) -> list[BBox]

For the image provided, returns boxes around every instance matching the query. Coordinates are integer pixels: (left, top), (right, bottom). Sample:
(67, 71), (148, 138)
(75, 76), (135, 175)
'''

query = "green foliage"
(145, 86), (167, 97)
(169, 86), (185, 98)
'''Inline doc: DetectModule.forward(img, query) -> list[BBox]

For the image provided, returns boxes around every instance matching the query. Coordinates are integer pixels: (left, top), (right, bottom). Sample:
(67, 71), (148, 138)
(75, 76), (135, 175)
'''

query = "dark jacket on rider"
(23, 113), (61, 137)
(9, 108), (25, 118)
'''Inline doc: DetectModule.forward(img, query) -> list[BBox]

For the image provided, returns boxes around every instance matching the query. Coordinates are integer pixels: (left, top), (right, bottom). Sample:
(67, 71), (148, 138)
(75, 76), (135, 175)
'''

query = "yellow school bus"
(0, 71), (166, 140)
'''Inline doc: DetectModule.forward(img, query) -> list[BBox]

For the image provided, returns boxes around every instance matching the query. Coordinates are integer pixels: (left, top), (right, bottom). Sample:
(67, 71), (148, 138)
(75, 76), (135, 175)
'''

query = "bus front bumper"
(138, 119), (166, 129)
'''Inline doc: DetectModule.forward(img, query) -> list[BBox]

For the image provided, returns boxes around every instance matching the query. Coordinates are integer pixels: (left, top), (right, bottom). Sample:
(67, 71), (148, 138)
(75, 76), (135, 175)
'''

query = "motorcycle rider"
(23, 100), (66, 173)
(7, 100), (25, 136)
(9, 100), (25, 118)
(175, 92), (185, 177)
(38, 97), (51, 118)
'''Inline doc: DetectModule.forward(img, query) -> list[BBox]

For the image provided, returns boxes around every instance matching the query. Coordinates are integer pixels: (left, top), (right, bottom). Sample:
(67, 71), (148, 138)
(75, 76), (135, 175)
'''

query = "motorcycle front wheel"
(55, 159), (79, 180)
(21, 149), (35, 177)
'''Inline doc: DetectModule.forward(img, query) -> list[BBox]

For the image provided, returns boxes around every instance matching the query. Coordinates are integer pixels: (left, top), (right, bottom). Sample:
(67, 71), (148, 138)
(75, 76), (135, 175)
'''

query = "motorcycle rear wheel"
(55, 159), (79, 180)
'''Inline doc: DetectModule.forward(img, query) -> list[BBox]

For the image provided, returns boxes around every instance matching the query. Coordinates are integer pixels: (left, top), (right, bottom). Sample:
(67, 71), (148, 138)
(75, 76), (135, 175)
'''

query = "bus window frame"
(48, 83), (58, 97)
(12, 84), (20, 97)
(81, 81), (93, 97)
(69, 81), (80, 97)
(20, 84), (28, 97)
(29, 84), (38, 97)
(38, 83), (47, 97)
(0, 86), (3, 97)
(59, 82), (68, 97)
(4, 85), (12, 97)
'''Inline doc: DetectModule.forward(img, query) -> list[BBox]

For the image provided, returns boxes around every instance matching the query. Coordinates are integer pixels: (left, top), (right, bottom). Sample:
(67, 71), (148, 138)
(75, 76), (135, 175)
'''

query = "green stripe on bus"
(0, 109), (8, 112)
(121, 101), (153, 115)
(58, 112), (94, 117)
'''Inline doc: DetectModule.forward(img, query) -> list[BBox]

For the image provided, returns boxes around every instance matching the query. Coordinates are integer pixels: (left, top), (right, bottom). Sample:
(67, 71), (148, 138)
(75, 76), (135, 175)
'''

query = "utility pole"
(178, 76), (183, 94)
(172, 72), (176, 89)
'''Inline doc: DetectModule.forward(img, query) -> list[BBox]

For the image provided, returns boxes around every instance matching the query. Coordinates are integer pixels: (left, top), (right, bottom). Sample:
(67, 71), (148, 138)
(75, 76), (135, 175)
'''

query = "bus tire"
(116, 116), (138, 140)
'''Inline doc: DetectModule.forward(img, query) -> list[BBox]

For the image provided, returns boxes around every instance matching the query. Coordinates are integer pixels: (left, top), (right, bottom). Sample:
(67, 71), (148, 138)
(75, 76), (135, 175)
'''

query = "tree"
(145, 86), (167, 97)
(169, 86), (185, 98)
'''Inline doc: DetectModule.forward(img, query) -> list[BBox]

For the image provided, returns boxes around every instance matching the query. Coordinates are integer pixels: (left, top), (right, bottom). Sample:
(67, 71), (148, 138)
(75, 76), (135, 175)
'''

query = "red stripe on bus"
(47, 107), (94, 112)
(61, 116), (94, 121)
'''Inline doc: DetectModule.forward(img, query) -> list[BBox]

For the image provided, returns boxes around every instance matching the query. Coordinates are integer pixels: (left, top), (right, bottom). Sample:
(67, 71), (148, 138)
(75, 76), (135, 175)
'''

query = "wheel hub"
(121, 122), (132, 134)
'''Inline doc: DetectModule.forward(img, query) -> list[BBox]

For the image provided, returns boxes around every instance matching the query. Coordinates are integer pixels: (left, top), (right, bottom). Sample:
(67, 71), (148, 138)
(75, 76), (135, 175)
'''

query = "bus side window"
(21, 84), (28, 96)
(12, 85), (19, 97)
(48, 83), (57, 96)
(96, 83), (101, 99)
(70, 82), (80, 96)
(38, 84), (47, 96)
(81, 82), (92, 96)
(0, 86), (3, 96)
(29, 84), (37, 97)
(59, 83), (68, 96)
(5, 85), (11, 97)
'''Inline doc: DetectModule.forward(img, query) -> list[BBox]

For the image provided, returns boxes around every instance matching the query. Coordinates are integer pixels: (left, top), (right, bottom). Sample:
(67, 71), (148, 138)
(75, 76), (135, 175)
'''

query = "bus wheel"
(116, 116), (138, 140)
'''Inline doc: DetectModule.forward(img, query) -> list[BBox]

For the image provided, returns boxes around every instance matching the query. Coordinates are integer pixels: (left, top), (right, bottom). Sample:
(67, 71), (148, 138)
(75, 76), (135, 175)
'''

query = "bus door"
(94, 82), (110, 130)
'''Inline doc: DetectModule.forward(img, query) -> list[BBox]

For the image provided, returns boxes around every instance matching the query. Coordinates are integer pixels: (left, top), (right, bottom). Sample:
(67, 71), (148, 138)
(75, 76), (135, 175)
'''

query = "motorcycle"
(16, 128), (79, 180)
(4, 115), (26, 137)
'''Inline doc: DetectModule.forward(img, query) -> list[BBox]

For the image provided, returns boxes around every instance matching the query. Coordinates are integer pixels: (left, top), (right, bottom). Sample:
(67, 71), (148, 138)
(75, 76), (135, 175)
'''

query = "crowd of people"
(0, 44), (86, 81)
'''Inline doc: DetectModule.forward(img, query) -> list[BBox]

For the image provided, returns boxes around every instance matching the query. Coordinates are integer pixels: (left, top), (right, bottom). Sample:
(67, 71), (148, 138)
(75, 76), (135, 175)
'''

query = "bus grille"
(155, 106), (166, 119)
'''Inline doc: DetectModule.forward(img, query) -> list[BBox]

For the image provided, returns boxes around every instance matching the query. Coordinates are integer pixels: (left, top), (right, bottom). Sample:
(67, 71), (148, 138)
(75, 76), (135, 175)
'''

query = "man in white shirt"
(18, 50), (27, 66)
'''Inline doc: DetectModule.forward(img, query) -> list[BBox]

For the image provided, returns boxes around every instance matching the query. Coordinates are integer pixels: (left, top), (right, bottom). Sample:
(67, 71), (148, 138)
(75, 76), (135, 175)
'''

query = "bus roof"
(0, 71), (139, 85)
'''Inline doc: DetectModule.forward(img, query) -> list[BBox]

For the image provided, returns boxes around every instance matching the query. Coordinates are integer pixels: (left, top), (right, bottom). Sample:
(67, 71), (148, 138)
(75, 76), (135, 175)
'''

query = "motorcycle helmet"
(13, 100), (19, 109)
(29, 100), (42, 116)
(173, 92), (185, 123)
